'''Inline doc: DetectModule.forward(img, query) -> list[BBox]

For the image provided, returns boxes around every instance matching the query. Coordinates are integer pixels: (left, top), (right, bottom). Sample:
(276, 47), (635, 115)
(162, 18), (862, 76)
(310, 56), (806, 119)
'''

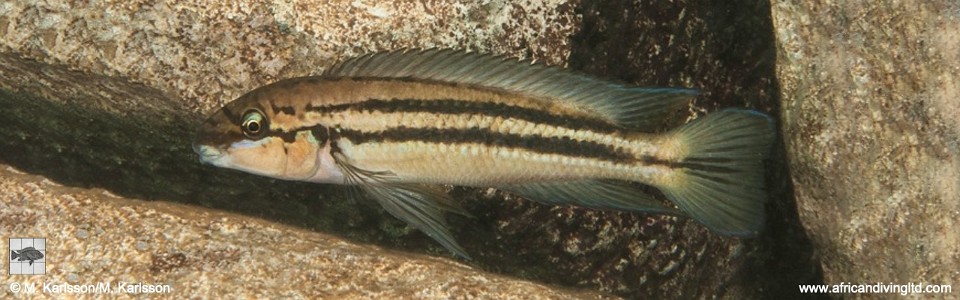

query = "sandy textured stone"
(773, 0), (960, 288)
(0, 164), (612, 299)
(0, 0), (578, 113)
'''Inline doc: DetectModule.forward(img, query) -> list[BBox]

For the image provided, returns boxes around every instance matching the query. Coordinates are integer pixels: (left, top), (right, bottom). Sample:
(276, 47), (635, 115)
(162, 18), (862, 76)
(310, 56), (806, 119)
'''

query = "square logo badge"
(9, 238), (45, 275)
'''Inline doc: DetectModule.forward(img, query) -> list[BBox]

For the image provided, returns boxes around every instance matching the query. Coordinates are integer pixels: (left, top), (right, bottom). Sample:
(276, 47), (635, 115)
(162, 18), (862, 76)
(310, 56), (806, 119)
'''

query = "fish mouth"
(193, 144), (225, 164)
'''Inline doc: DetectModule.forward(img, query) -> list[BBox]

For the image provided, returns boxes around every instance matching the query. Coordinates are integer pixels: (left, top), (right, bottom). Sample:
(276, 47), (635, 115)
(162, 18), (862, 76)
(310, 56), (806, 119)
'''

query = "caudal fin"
(10, 250), (18, 260)
(658, 109), (775, 235)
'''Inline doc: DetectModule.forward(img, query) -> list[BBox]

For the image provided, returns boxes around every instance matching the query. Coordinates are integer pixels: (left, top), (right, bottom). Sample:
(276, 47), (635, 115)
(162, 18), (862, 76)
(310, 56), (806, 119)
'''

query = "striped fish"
(193, 49), (775, 259)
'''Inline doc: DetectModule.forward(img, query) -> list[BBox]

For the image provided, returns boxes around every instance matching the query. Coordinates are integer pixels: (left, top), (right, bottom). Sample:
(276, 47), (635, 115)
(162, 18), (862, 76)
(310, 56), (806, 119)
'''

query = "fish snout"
(193, 144), (225, 164)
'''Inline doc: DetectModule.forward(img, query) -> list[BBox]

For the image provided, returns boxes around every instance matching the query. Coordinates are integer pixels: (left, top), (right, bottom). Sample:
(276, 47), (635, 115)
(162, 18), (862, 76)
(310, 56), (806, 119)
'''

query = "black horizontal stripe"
(270, 102), (296, 115)
(337, 126), (634, 163)
(271, 124), (329, 144)
(639, 155), (739, 173)
(307, 98), (623, 134)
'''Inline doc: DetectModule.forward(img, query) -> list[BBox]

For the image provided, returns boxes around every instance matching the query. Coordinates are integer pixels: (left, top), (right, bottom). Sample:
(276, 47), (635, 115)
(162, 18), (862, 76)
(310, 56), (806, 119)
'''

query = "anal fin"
(501, 180), (682, 215)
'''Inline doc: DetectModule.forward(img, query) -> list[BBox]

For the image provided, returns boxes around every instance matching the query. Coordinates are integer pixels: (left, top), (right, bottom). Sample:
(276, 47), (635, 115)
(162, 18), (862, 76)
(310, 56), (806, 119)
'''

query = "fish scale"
(340, 139), (630, 186)
(193, 49), (775, 259)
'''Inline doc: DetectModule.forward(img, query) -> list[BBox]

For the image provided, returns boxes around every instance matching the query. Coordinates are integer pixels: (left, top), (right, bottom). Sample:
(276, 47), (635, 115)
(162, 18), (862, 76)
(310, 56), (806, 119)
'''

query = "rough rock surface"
(0, 164), (611, 299)
(773, 0), (960, 289)
(0, 0), (579, 113)
(2, 0), (822, 298)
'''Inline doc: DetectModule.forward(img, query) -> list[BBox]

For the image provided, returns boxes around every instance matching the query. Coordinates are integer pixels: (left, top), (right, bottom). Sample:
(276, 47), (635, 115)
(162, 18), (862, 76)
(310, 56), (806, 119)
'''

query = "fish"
(193, 49), (775, 259)
(11, 247), (44, 265)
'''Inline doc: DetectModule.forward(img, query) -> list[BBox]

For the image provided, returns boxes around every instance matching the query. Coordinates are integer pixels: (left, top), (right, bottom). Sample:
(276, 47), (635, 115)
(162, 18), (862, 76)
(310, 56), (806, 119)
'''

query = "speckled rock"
(0, 164), (613, 299)
(773, 0), (960, 288)
(0, 0), (579, 113)
(1, 0), (822, 298)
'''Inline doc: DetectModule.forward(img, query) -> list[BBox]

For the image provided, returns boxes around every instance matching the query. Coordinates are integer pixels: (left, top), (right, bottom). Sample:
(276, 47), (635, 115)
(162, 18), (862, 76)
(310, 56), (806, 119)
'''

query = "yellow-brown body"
(194, 49), (774, 258)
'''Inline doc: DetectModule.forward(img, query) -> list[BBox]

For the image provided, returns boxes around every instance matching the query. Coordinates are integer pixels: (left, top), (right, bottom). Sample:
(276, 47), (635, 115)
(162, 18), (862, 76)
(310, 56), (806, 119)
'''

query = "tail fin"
(10, 250), (18, 260)
(658, 109), (775, 235)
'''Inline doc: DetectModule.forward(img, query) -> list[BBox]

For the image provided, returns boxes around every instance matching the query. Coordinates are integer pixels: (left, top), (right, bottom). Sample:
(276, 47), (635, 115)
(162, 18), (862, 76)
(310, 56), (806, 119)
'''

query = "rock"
(773, 0), (960, 288)
(0, 0), (579, 112)
(0, 164), (612, 299)
(0, 0), (823, 298)
(504, 1), (822, 298)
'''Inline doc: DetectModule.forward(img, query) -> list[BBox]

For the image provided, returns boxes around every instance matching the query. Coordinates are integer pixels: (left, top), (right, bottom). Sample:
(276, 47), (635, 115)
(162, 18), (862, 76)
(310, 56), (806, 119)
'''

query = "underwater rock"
(1, 0), (821, 298)
(0, 0), (579, 112)
(773, 0), (960, 287)
(0, 164), (611, 299)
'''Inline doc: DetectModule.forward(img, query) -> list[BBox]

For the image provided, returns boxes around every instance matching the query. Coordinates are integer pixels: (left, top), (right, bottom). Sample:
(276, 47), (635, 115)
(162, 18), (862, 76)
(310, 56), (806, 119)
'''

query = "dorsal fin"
(323, 49), (698, 130)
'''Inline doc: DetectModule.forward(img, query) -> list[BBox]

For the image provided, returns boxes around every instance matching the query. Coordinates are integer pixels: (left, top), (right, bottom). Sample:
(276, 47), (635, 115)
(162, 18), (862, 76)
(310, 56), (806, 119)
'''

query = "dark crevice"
(568, 0), (824, 298)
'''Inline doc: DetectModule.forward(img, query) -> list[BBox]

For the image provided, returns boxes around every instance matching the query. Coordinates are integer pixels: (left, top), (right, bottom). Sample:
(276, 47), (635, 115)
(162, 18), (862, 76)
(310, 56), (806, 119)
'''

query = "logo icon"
(9, 238), (45, 275)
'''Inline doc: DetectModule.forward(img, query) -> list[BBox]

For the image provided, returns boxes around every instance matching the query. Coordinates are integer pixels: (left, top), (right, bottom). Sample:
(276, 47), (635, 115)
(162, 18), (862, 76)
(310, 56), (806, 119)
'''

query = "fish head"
(193, 84), (332, 182)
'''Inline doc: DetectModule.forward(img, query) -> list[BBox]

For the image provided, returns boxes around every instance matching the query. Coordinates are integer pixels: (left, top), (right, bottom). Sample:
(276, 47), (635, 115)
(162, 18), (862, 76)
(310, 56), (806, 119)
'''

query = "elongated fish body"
(194, 49), (775, 259)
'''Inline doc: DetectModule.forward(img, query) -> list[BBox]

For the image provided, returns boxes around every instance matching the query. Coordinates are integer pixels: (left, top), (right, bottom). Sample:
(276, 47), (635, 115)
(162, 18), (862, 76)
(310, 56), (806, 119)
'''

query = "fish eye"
(241, 109), (267, 138)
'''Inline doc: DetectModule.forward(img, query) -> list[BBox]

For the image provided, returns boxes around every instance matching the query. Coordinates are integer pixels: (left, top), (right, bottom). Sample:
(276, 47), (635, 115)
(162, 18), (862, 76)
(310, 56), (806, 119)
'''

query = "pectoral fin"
(361, 183), (470, 259)
(333, 152), (470, 259)
(502, 179), (682, 215)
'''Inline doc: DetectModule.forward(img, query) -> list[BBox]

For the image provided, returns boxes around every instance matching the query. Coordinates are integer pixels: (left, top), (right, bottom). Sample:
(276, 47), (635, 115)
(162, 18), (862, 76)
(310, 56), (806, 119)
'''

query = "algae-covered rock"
(773, 0), (960, 289)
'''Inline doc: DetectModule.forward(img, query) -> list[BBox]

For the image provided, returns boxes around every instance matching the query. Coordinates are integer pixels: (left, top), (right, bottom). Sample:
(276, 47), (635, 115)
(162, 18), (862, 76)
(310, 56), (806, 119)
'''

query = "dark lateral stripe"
(271, 124), (329, 144)
(640, 155), (739, 173)
(337, 127), (634, 163)
(270, 102), (296, 115)
(308, 98), (623, 134)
